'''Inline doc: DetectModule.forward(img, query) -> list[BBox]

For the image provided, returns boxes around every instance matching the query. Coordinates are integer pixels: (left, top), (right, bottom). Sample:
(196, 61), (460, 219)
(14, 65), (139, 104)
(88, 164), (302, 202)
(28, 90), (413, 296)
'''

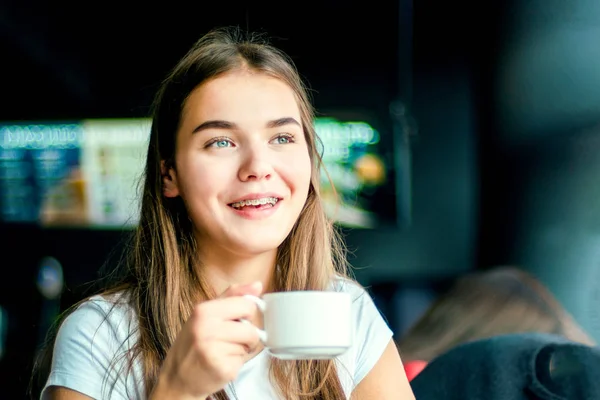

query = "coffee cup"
(244, 291), (353, 360)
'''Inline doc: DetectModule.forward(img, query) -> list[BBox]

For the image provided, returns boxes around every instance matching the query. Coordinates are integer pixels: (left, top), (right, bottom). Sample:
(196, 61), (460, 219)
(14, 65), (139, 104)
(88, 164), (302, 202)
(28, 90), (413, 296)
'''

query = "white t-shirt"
(41, 279), (393, 400)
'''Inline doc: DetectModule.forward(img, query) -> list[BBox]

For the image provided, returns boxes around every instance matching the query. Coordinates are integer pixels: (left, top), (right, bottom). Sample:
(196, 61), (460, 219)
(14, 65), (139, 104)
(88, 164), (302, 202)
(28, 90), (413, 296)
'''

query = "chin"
(230, 231), (289, 256)
(235, 241), (283, 256)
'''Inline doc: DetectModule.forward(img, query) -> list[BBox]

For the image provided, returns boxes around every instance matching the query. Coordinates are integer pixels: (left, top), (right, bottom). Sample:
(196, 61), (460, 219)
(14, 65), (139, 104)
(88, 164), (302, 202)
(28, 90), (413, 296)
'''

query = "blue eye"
(215, 140), (231, 148)
(208, 138), (233, 148)
(272, 134), (294, 144)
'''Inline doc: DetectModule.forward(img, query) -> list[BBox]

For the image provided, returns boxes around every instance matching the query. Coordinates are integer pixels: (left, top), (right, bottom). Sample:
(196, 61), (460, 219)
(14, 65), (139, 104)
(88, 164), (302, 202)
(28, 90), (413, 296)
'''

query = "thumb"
(219, 281), (263, 299)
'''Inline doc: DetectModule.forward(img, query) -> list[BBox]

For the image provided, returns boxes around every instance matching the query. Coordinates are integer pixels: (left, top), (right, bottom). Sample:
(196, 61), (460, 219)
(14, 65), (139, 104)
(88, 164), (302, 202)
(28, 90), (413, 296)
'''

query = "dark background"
(2, 0), (600, 398)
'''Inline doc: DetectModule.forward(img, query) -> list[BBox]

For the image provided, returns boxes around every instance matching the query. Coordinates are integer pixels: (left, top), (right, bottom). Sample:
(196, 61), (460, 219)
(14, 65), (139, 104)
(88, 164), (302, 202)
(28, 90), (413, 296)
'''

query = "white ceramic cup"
(243, 291), (353, 360)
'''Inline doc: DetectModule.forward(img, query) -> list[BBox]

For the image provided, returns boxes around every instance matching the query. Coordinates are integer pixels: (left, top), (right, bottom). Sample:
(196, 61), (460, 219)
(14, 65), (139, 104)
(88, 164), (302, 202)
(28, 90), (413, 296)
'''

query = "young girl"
(33, 27), (414, 400)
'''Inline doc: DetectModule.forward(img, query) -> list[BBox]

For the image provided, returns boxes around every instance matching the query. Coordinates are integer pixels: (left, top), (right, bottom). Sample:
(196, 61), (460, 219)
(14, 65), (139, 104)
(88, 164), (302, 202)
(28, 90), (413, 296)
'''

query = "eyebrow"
(191, 117), (301, 134)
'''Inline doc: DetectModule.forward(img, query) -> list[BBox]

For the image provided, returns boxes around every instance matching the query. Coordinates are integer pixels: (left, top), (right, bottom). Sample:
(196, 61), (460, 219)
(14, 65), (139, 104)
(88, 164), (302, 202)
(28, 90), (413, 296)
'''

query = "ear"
(161, 160), (180, 198)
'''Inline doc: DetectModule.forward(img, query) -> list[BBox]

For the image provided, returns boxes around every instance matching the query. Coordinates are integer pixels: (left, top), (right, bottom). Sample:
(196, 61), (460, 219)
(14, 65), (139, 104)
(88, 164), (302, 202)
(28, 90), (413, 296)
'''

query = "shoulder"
(44, 290), (142, 399)
(68, 291), (134, 320)
(332, 276), (390, 330)
(332, 276), (375, 304)
(332, 276), (394, 393)
(52, 290), (139, 370)
(331, 275), (362, 294)
(58, 291), (136, 342)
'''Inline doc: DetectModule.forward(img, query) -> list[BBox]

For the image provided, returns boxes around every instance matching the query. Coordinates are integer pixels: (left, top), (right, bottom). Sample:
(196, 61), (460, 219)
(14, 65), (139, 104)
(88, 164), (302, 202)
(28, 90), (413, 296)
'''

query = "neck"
(197, 246), (278, 296)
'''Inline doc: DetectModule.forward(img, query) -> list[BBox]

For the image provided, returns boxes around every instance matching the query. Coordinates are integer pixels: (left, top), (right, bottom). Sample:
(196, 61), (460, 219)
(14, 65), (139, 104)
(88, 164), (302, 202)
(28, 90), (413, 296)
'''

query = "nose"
(238, 145), (273, 182)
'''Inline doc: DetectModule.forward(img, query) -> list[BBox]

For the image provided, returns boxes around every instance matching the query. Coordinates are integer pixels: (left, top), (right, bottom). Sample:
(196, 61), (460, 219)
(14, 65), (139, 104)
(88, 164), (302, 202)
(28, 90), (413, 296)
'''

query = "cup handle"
(242, 295), (268, 343)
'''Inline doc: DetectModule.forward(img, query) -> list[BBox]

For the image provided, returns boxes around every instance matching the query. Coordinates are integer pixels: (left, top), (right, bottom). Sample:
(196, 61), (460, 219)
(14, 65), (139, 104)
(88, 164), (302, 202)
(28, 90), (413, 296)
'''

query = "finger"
(218, 281), (263, 299)
(216, 320), (261, 350)
(216, 342), (251, 358)
(199, 296), (260, 321)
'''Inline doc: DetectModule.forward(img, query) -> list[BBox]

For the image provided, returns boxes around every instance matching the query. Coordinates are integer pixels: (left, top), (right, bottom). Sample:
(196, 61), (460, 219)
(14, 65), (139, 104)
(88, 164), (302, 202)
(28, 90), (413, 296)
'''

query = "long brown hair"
(30, 27), (349, 399)
(397, 266), (596, 363)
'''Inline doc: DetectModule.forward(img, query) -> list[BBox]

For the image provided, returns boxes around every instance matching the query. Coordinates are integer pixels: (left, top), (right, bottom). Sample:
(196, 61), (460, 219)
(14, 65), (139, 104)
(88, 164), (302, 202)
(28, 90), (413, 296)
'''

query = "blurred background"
(2, 0), (600, 397)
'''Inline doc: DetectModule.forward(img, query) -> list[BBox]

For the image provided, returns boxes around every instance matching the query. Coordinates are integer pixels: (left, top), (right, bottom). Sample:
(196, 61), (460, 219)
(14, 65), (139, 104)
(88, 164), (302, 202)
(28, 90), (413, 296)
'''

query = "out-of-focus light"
(36, 257), (64, 300)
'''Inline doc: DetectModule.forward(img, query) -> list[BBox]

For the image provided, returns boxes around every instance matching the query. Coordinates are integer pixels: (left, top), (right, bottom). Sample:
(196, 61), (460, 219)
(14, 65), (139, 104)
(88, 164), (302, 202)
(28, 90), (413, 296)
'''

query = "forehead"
(182, 71), (302, 126)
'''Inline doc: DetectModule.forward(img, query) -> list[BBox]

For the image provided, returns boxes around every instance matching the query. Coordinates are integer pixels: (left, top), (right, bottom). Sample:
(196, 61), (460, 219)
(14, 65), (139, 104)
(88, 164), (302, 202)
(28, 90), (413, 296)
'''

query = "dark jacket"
(411, 333), (600, 400)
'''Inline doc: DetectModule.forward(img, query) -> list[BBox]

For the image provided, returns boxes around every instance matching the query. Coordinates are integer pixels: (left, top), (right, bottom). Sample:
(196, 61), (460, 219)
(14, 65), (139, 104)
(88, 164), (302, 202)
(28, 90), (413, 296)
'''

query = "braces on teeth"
(231, 197), (279, 209)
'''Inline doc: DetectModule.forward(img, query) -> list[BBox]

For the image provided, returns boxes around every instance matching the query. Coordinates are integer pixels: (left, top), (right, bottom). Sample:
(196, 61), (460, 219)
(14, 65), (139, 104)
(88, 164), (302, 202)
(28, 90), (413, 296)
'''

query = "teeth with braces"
(231, 197), (279, 209)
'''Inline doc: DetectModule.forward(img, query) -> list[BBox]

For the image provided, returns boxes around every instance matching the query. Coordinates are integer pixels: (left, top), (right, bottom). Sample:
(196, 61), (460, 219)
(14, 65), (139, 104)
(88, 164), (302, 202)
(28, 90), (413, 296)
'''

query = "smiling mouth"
(228, 197), (281, 210)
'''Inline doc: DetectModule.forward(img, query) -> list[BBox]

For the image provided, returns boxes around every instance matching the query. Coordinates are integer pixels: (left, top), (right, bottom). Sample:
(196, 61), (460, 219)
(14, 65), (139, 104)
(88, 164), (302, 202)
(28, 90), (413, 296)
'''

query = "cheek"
(280, 151), (312, 194)
(178, 160), (227, 203)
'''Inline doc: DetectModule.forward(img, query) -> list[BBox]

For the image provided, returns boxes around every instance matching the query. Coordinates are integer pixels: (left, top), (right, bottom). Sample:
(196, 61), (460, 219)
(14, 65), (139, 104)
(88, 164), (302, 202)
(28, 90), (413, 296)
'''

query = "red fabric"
(404, 360), (428, 381)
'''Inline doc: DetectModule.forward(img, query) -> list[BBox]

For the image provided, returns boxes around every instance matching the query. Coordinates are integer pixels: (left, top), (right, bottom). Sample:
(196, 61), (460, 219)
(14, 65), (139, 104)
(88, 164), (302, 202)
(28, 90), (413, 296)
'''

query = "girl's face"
(163, 71), (312, 258)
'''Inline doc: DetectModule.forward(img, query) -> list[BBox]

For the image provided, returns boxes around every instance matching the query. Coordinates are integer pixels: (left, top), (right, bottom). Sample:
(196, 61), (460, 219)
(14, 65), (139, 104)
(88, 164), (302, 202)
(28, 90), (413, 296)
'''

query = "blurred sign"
(0, 117), (397, 229)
